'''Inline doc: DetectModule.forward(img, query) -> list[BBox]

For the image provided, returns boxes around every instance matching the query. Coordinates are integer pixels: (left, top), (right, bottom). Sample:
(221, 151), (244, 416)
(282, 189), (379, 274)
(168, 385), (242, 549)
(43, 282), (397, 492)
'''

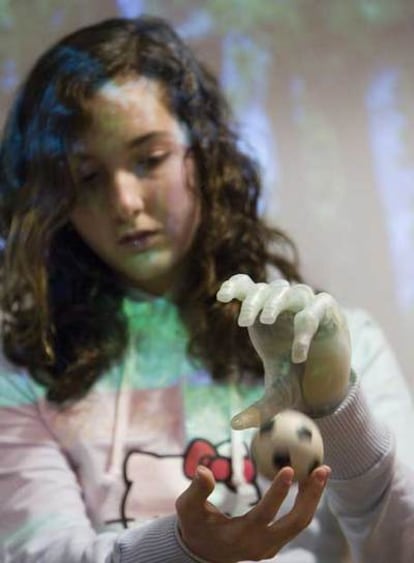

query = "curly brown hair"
(0, 16), (302, 404)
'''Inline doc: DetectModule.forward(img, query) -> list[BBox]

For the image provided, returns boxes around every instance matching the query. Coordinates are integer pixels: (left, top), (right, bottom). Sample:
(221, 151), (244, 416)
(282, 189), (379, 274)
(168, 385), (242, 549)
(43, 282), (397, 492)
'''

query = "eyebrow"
(126, 131), (169, 150)
(72, 131), (172, 160)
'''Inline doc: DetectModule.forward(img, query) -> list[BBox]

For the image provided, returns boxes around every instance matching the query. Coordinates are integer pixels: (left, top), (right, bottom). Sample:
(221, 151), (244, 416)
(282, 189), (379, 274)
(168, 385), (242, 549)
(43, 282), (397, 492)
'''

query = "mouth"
(118, 230), (160, 250)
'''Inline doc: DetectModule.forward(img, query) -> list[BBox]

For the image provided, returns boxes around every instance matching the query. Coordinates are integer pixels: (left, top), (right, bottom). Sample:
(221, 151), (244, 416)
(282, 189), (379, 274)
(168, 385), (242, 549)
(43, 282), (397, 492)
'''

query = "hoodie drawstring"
(230, 381), (249, 490)
(104, 339), (135, 482)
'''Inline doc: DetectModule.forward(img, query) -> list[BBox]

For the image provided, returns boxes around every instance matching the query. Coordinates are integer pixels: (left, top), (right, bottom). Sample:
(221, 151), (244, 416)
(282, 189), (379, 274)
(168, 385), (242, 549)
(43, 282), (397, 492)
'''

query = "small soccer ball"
(251, 409), (324, 483)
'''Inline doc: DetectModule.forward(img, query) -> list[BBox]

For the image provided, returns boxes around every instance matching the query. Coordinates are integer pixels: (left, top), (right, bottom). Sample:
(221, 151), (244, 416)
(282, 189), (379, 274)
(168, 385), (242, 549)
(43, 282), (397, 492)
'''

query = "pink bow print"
(183, 438), (256, 484)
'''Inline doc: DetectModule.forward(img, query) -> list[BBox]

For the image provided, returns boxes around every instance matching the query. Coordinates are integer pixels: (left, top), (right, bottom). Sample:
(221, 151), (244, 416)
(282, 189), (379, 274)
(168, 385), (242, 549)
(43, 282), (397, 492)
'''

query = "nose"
(110, 169), (144, 221)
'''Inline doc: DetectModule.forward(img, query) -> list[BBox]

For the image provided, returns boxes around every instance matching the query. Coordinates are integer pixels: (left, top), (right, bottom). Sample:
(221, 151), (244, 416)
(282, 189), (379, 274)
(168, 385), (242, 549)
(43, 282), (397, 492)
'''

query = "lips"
(118, 230), (160, 249)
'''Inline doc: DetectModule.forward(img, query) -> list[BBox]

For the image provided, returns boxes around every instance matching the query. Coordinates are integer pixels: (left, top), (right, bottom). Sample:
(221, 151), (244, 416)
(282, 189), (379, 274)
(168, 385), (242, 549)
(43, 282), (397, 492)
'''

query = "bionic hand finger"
(237, 284), (272, 327)
(216, 274), (255, 303)
(259, 283), (314, 325)
(292, 292), (338, 363)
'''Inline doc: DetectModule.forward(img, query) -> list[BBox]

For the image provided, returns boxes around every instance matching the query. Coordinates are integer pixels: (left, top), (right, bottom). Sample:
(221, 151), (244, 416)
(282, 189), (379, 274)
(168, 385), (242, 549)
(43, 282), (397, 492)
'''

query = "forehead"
(93, 77), (164, 117)
(76, 76), (185, 154)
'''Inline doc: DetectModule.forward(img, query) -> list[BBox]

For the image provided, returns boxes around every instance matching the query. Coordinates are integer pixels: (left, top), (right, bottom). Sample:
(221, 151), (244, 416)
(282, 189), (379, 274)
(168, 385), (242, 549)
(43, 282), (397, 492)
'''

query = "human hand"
(176, 464), (331, 563)
(217, 274), (351, 429)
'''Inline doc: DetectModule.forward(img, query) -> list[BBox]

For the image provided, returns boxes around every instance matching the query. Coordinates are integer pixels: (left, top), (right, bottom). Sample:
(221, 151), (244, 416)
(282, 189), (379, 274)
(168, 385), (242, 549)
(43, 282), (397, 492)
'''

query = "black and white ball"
(251, 410), (324, 482)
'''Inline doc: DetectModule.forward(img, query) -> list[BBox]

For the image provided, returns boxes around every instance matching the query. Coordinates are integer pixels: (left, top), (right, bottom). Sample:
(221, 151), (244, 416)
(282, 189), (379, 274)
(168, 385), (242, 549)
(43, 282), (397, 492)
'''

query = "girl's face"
(69, 77), (200, 295)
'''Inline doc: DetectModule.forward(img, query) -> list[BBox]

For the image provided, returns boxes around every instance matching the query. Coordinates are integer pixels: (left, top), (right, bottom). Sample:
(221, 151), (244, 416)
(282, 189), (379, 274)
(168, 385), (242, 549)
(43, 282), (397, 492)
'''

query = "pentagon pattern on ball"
(297, 426), (313, 442)
(273, 452), (291, 470)
(308, 458), (322, 474)
(251, 409), (324, 482)
(259, 419), (275, 435)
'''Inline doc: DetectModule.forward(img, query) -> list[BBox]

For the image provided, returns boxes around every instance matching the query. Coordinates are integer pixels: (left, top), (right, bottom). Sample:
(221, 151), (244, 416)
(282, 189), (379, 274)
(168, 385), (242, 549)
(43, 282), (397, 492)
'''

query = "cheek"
(70, 206), (105, 244)
(70, 206), (90, 231)
(164, 185), (200, 239)
(69, 209), (87, 237)
(167, 160), (200, 235)
(151, 165), (198, 233)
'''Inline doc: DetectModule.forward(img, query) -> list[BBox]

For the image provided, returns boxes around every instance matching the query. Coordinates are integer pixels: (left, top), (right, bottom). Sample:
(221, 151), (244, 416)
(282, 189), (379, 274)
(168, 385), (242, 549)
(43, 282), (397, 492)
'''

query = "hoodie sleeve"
(0, 367), (197, 562)
(315, 309), (414, 563)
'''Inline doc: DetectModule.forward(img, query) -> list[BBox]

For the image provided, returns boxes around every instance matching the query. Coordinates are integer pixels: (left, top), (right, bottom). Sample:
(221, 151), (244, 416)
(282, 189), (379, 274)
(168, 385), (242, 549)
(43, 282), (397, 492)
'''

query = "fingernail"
(280, 468), (294, 486)
(283, 474), (293, 486)
(315, 468), (330, 485)
(316, 474), (327, 485)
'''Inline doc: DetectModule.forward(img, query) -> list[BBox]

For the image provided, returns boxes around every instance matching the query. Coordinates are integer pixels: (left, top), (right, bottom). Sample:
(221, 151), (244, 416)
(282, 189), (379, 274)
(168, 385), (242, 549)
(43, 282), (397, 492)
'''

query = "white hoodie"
(0, 293), (413, 562)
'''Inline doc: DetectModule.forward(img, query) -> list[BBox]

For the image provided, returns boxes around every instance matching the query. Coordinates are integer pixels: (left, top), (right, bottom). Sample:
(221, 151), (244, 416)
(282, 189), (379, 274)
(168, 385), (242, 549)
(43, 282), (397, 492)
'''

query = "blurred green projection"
(0, 0), (12, 27)
(148, 0), (412, 47)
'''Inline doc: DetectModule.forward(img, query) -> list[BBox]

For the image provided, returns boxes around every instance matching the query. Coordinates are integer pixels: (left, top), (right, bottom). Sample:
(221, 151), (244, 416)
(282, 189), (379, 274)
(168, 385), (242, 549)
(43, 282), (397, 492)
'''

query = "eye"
(75, 165), (105, 191)
(80, 171), (100, 185)
(133, 151), (170, 177)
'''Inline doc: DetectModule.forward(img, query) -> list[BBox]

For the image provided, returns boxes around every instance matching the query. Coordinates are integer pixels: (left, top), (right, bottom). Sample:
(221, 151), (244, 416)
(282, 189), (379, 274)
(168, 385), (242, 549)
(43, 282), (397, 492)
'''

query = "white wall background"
(1, 0), (413, 390)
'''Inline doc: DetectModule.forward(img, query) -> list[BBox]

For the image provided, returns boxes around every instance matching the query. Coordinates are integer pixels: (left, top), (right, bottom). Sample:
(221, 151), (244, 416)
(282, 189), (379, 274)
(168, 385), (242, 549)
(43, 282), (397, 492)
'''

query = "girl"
(0, 15), (413, 563)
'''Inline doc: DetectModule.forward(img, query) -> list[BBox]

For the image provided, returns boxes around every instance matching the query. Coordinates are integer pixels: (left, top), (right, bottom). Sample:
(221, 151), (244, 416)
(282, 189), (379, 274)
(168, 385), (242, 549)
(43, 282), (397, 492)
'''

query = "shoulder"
(344, 307), (413, 415)
(344, 307), (386, 343)
(344, 308), (391, 376)
(0, 346), (45, 408)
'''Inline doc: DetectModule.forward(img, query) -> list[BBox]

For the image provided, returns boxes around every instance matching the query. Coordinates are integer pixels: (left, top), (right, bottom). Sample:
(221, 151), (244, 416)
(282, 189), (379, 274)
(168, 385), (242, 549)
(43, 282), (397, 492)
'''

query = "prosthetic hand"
(217, 274), (351, 430)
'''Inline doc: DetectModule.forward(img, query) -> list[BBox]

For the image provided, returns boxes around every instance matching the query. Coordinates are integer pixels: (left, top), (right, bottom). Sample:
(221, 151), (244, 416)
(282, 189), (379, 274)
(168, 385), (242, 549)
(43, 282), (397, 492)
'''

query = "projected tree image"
(1, 0), (413, 377)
